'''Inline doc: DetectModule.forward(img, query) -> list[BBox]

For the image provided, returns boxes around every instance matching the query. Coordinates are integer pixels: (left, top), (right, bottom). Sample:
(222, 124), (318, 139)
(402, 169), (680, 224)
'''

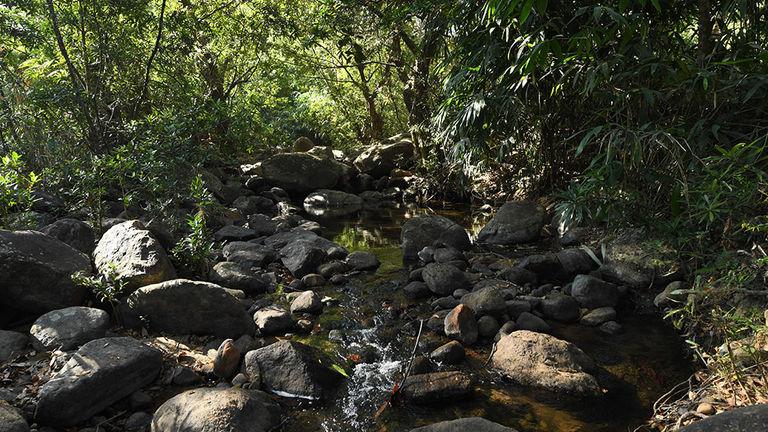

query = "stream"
(282, 203), (691, 432)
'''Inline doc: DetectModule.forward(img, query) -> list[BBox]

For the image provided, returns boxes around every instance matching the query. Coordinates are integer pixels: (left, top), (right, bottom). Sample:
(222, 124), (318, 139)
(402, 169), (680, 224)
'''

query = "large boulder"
(41, 218), (95, 255)
(401, 216), (470, 263)
(280, 240), (328, 278)
(353, 138), (414, 177)
(400, 371), (472, 404)
(93, 221), (175, 290)
(35, 337), (162, 426)
(491, 330), (601, 396)
(209, 262), (270, 294)
(244, 340), (344, 400)
(423, 263), (470, 296)
(540, 293), (580, 322)
(253, 306), (294, 335)
(222, 242), (277, 268)
(346, 251), (381, 271)
(571, 275), (620, 309)
(477, 201), (546, 245)
(410, 418), (517, 432)
(30, 306), (110, 351)
(152, 387), (280, 432)
(0, 230), (91, 314)
(460, 288), (507, 317)
(261, 153), (345, 193)
(679, 404), (768, 431)
(124, 279), (254, 338)
(303, 190), (362, 216)
(151, 387), (281, 432)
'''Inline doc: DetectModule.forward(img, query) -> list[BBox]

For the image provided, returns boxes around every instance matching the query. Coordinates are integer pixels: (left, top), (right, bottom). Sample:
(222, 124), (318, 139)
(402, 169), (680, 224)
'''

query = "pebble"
(697, 402), (716, 415)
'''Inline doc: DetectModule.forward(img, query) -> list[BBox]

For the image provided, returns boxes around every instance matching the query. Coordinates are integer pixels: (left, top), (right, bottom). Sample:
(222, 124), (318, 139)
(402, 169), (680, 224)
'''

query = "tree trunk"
(698, 0), (713, 64)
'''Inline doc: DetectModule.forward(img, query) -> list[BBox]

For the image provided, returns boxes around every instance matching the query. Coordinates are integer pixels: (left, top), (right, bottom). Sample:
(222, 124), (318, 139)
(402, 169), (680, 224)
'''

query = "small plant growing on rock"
(72, 263), (127, 321)
(171, 174), (215, 277)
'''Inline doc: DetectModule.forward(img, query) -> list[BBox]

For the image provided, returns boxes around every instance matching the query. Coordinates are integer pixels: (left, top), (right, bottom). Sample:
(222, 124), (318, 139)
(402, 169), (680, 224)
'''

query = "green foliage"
(0, 152), (39, 227)
(71, 263), (127, 319)
(171, 175), (215, 278)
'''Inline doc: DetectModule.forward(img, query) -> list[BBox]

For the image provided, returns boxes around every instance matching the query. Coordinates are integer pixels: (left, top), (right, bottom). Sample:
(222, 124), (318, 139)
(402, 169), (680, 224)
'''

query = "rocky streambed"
(0, 144), (757, 432)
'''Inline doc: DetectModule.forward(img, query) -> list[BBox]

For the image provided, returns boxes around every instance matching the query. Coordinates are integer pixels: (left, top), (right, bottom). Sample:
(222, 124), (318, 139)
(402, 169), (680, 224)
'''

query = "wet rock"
(444, 304), (478, 345)
(599, 321), (623, 335)
(222, 242), (276, 268)
(151, 387), (281, 432)
(280, 240), (327, 278)
(301, 273), (326, 287)
(345, 251), (380, 271)
(94, 221), (176, 291)
(290, 291), (323, 314)
(0, 331), (28, 363)
(213, 339), (241, 380)
(540, 294), (580, 322)
(460, 287), (507, 317)
(409, 418), (517, 432)
(679, 404), (768, 432)
(35, 337), (162, 426)
(214, 225), (257, 242)
(430, 341), (465, 364)
(0, 401), (28, 432)
(571, 275), (620, 309)
(353, 138), (414, 178)
(400, 371), (472, 404)
(404, 281), (431, 299)
(41, 218), (95, 255)
(0, 230), (91, 314)
(304, 190), (362, 215)
(209, 262), (269, 294)
(423, 263), (470, 296)
(261, 153), (344, 193)
(411, 355), (432, 375)
(514, 312), (551, 333)
(580, 307), (617, 326)
(505, 300), (532, 319)
(477, 315), (501, 338)
(253, 306), (294, 335)
(477, 201), (546, 245)
(401, 216), (470, 263)
(491, 330), (600, 396)
(124, 279), (254, 338)
(30, 307), (110, 351)
(244, 340), (343, 400)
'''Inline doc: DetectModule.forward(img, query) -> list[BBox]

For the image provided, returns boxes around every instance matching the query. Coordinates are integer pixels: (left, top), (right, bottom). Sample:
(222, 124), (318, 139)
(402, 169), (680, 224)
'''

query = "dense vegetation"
(2, 0), (768, 416)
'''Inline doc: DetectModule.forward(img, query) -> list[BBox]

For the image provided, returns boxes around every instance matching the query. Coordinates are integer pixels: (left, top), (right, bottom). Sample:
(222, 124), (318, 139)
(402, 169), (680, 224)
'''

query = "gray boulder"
(423, 263), (470, 296)
(35, 337), (162, 426)
(244, 340), (343, 400)
(491, 330), (600, 396)
(0, 330), (28, 363)
(209, 262), (270, 294)
(580, 307), (617, 326)
(303, 190), (362, 216)
(477, 201), (546, 245)
(151, 387), (281, 432)
(30, 307), (109, 351)
(41, 218), (95, 255)
(261, 153), (345, 193)
(0, 402), (28, 432)
(345, 251), (380, 271)
(353, 138), (414, 177)
(514, 312), (551, 333)
(0, 230), (91, 314)
(540, 294), (580, 322)
(460, 288), (507, 317)
(401, 216), (470, 263)
(280, 240), (328, 278)
(400, 371), (472, 404)
(410, 418), (517, 432)
(214, 225), (257, 242)
(222, 242), (277, 268)
(253, 306), (294, 335)
(430, 340), (465, 365)
(290, 291), (323, 314)
(124, 279), (254, 337)
(679, 404), (768, 431)
(571, 275), (620, 309)
(93, 221), (176, 291)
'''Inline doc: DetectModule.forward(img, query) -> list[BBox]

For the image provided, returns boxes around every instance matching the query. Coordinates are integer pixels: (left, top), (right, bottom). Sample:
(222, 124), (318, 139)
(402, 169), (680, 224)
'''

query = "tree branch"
(139, 0), (168, 106)
(46, 0), (86, 91)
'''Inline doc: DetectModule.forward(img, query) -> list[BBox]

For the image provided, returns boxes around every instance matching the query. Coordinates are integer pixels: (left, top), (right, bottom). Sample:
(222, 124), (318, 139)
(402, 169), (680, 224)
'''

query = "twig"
(397, 319), (424, 394)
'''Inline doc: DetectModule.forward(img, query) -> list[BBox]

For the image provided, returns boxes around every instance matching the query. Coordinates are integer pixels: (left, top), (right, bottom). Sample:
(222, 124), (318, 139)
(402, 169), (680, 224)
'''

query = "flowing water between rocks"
(278, 203), (692, 432)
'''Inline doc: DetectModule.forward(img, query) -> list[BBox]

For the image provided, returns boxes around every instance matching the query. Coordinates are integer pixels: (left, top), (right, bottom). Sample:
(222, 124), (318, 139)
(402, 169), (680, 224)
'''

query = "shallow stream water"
(283, 203), (691, 432)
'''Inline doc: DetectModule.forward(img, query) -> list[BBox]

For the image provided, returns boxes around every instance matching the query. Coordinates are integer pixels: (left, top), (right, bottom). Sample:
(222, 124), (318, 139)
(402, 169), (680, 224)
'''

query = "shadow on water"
(282, 202), (691, 432)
